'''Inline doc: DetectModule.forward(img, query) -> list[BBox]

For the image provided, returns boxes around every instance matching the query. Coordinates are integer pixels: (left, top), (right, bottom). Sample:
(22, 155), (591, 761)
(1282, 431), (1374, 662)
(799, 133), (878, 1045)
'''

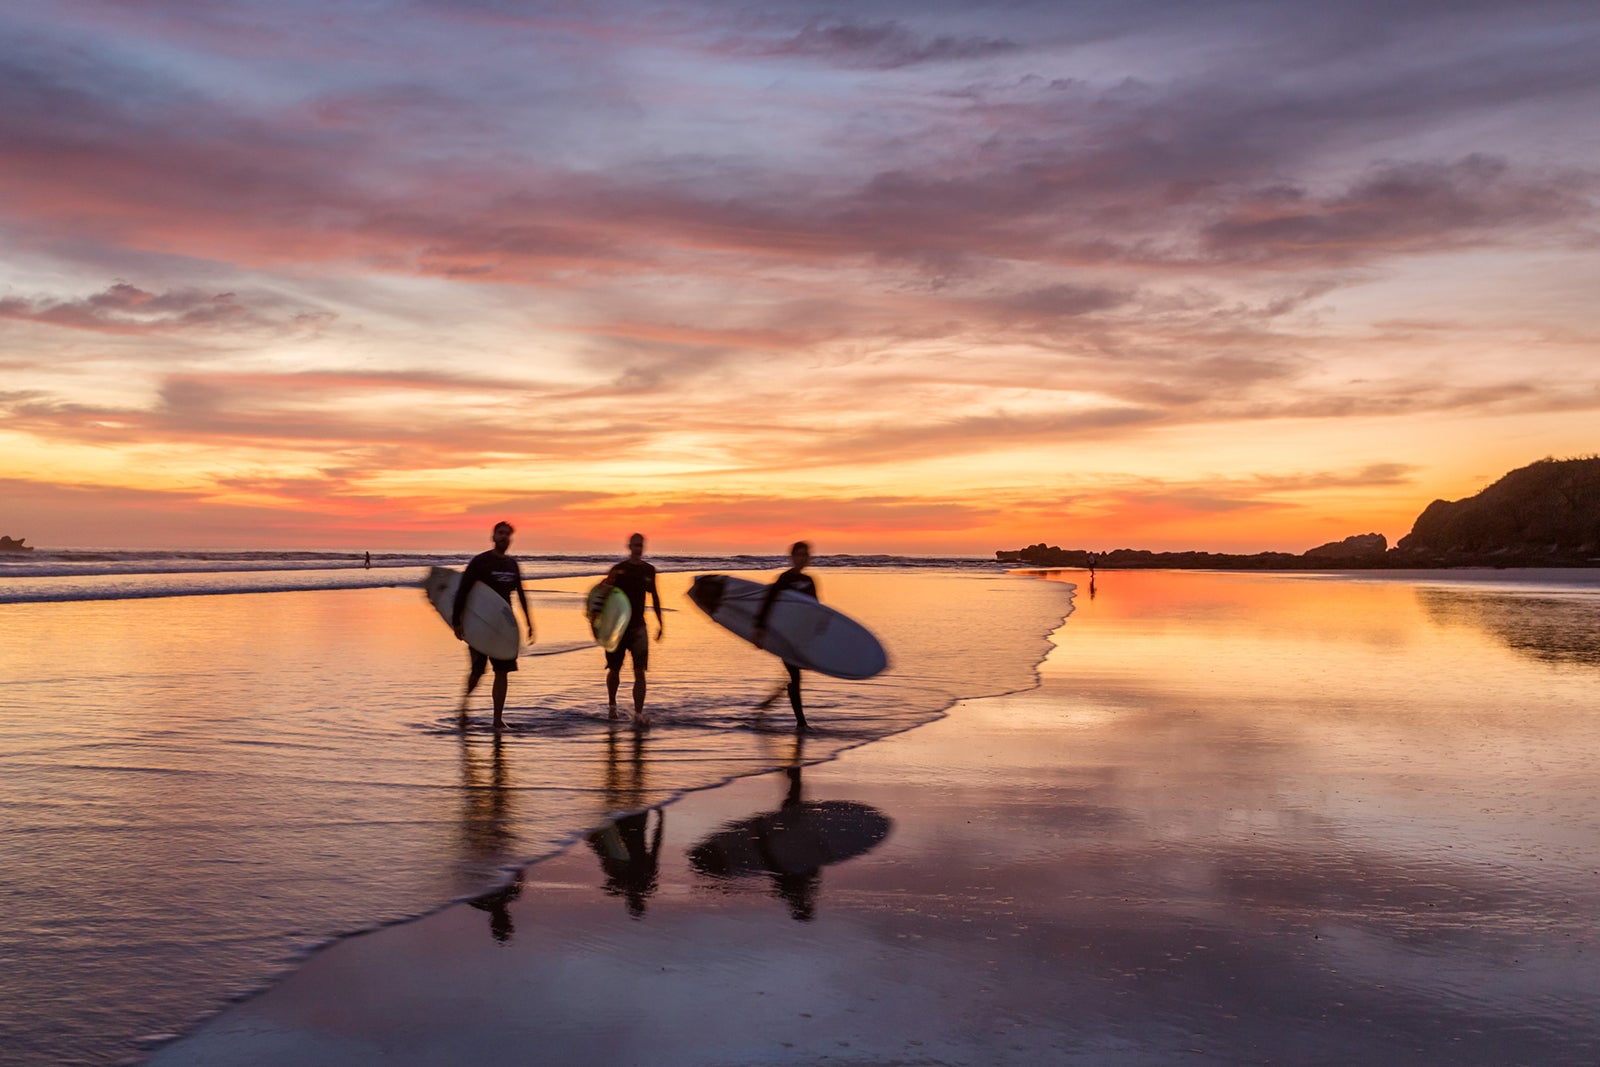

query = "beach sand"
(149, 571), (1600, 1066)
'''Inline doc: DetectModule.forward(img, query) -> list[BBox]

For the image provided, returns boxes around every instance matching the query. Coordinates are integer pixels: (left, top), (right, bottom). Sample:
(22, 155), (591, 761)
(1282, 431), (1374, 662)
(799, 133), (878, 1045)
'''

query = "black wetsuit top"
(755, 567), (817, 630)
(608, 559), (659, 634)
(453, 550), (523, 628)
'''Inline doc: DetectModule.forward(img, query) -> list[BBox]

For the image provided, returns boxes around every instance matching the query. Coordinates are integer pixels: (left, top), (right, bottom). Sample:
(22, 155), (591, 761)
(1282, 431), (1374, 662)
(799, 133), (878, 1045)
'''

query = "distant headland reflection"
(1416, 587), (1600, 669)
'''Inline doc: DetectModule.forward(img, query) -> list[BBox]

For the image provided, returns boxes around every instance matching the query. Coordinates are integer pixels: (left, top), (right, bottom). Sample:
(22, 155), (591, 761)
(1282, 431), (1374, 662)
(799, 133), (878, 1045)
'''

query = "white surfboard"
(585, 583), (632, 652)
(686, 574), (888, 680)
(424, 565), (521, 660)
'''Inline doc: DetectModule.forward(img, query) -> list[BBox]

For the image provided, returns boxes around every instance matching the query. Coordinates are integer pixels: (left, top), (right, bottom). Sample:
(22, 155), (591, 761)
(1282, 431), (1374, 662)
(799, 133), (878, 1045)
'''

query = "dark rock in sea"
(1303, 533), (1388, 560)
(0, 535), (34, 553)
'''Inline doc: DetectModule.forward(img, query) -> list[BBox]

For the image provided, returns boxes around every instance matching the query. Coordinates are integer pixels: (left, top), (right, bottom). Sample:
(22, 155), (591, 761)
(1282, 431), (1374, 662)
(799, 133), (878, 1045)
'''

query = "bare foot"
(632, 710), (651, 728)
(608, 702), (619, 720)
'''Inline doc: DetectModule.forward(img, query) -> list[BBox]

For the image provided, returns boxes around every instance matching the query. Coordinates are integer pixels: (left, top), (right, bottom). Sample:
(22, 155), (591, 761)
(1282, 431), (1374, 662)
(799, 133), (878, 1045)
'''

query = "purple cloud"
(0, 283), (332, 334)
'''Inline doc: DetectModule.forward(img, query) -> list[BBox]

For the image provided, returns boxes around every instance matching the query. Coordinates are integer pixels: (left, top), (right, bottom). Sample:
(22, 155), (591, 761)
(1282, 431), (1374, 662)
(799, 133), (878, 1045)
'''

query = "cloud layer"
(1, 0), (1597, 549)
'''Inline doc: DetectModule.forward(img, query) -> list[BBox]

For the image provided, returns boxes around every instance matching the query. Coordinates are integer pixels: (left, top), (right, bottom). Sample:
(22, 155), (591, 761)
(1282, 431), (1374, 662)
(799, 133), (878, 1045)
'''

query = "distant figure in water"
(1087, 551), (1096, 577)
(363, 551), (371, 569)
(752, 540), (817, 733)
(454, 521), (534, 732)
(595, 532), (664, 725)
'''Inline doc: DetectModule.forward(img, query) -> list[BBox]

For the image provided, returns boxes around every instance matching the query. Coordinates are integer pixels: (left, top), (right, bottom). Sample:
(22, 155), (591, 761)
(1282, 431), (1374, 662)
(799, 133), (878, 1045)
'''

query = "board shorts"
(605, 626), (649, 671)
(469, 647), (518, 675)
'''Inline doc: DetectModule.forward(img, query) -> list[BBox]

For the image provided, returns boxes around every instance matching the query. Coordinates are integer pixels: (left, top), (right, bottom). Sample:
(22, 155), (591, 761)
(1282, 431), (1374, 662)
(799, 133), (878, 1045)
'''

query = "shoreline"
(1005, 557), (1600, 571)
(147, 571), (1600, 1065)
(133, 579), (1078, 1060)
(1, 567), (1075, 1065)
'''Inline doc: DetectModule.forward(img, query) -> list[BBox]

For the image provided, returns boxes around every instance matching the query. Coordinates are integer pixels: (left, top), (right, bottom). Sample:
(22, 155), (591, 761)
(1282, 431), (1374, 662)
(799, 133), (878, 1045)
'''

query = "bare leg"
(491, 671), (509, 732)
(786, 662), (808, 732)
(606, 666), (621, 718)
(461, 657), (486, 728)
(755, 678), (788, 710)
(632, 664), (648, 725)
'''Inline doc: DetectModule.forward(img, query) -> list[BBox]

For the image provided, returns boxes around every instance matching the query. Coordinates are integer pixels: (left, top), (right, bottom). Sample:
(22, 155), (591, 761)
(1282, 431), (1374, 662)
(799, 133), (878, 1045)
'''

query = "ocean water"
(0, 557), (1068, 1066)
(0, 549), (995, 604)
(139, 566), (1600, 1066)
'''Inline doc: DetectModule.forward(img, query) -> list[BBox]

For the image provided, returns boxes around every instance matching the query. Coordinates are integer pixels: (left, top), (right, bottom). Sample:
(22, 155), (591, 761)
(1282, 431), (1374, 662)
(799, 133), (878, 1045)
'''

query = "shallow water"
(146, 568), (1600, 1067)
(0, 567), (1067, 1066)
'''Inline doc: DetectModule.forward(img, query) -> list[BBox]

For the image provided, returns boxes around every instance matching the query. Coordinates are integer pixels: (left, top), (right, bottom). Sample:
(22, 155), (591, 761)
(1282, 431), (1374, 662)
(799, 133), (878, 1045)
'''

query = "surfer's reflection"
(458, 732), (523, 943)
(586, 721), (664, 917)
(688, 740), (891, 922)
(468, 870), (524, 944)
(588, 808), (664, 918)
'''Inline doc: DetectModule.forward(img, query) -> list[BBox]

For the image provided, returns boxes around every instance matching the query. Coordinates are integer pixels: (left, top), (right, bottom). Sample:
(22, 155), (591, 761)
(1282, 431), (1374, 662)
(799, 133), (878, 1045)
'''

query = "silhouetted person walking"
(454, 521), (534, 731)
(596, 533), (663, 725)
(752, 541), (817, 732)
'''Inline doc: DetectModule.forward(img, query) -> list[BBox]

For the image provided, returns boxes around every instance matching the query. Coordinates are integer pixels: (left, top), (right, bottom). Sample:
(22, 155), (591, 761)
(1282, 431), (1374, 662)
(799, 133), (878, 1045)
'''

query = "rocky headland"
(998, 457), (1600, 569)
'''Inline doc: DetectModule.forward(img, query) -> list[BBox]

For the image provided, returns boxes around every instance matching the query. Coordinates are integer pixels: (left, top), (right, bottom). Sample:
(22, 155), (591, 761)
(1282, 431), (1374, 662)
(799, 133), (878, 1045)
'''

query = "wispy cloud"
(0, 283), (333, 334)
(729, 19), (1021, 69)
(1, 0), (1597, 549)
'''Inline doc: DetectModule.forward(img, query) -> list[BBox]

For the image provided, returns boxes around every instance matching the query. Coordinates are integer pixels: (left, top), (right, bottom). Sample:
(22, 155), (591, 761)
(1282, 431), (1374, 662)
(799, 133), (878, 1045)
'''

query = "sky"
(2, 0), (1597, 553)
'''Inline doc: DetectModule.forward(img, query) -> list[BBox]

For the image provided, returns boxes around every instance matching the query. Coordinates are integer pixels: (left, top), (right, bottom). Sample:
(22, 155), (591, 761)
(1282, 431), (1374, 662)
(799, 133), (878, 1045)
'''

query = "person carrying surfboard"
(597, 532), (664, 725)
(751, 540), (816, 732)
(453, 521), (535, 731)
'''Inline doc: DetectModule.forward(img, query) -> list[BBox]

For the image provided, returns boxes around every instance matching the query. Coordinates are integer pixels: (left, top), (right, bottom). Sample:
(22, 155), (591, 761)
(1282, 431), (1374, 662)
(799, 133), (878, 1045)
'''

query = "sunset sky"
(3, 0), (1597, 553)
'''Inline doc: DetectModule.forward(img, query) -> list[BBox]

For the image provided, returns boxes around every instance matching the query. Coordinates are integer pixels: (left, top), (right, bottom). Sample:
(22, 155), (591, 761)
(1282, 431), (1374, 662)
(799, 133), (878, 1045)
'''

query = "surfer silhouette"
(752, 541), (817, 732)
(597, 533), (664, 726)
(454, 521), (534, 732)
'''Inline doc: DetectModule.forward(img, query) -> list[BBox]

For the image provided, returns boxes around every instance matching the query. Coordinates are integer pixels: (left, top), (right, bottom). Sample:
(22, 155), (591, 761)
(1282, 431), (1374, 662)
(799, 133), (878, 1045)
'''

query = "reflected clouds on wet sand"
(150, 570), (1600, 1066)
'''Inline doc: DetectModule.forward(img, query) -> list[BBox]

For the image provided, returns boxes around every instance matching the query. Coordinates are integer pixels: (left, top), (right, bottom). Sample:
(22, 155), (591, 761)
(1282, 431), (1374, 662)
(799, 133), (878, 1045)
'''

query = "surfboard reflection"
(688, 760), (892, 922)
(586, 721), (664, 917)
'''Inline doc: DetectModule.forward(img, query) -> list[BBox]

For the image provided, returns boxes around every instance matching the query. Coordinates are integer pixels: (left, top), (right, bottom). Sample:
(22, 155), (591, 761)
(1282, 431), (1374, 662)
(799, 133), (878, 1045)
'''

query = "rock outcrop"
(996, 456), (1600, 569)
(1395, 457), (1600, 562)
(1303, 533), (1387, 560)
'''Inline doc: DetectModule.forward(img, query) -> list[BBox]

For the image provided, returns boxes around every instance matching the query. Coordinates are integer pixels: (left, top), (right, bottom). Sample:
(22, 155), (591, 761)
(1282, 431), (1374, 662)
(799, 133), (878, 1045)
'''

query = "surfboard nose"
(687, 574), (726, 614)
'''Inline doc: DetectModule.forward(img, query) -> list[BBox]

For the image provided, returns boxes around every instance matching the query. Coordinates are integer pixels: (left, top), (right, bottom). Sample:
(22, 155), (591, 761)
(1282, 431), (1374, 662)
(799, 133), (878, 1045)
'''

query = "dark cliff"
(997, 456), (1600, 569)
(1396, 457), (1600, 560)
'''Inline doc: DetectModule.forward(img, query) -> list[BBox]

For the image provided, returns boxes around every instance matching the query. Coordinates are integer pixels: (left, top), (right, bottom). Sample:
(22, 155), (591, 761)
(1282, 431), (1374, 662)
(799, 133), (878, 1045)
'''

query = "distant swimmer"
(596, 532), (664, 725)
(752, 540), (817, 733)
(454, 521), (535, 732)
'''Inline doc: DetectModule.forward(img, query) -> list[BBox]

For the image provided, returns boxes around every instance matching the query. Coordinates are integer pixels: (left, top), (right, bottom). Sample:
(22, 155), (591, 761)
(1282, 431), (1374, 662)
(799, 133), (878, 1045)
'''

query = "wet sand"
(149, 571), (1600, 1066)
(1, 569), (1066, 1065)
